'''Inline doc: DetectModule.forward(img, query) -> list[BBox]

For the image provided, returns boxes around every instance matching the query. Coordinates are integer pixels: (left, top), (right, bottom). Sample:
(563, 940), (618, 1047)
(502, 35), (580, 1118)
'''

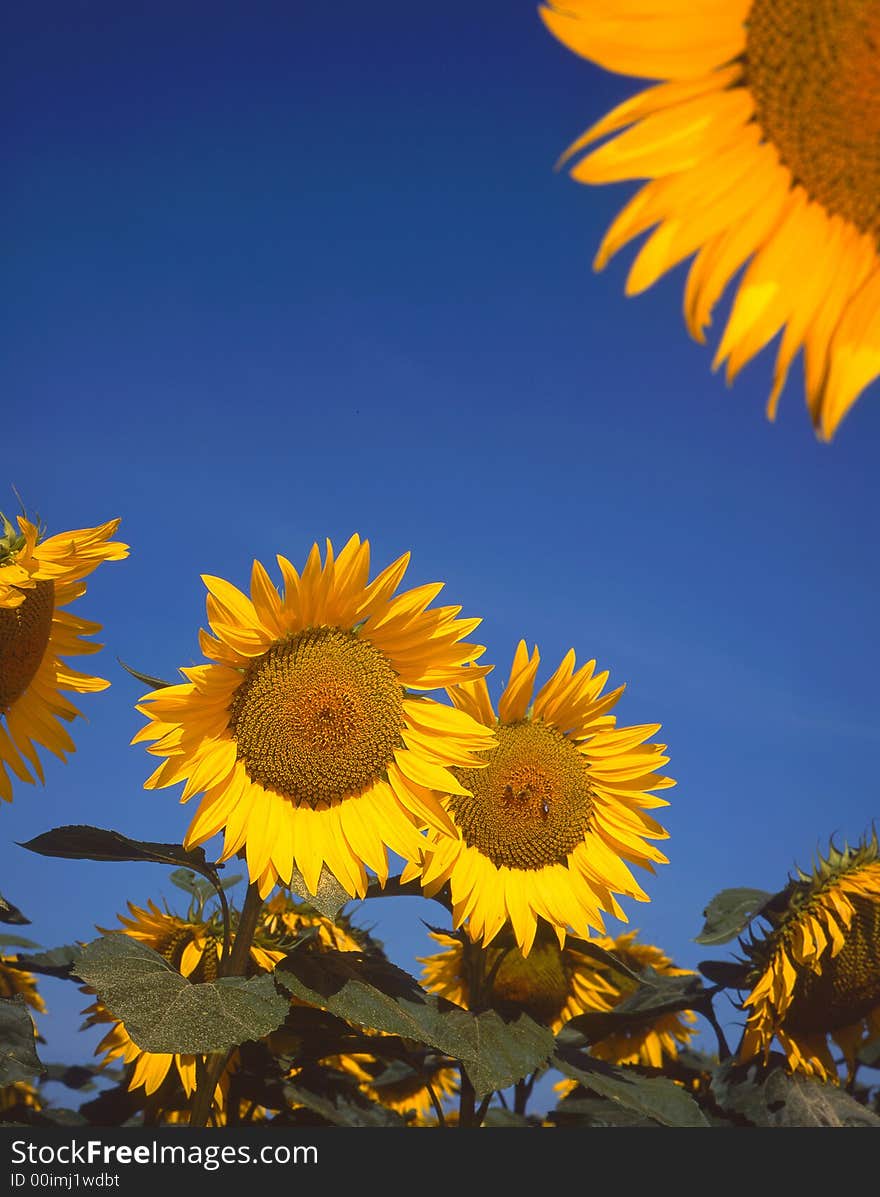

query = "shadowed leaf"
(117, 659), (175, 690)
(553, 1044), (709, 1128)
(711, 1063), (880, 1127)
(0, 892), (30, 926)
(284, 1082), (407, 1127)
(563, 969), (706, 1043)
(5, 946), (82, 982)
(0, 995), (44, 1086)
(0, 935), (40, 950)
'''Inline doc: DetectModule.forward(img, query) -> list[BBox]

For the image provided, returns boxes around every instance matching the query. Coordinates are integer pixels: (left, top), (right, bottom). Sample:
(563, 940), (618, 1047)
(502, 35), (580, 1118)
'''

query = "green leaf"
(695, 888), (774, 946)
(7, 945), (82, 981)
(283, 1082), (408, 1127)
(698, 959), (750, 989)
(168, 868), (243, 903)
(117, 659), (175, 690)
(550, 1094), (663, 1128)
(21, 826), (217, 874)
(275, 949), (553, 1099)
(0, 891), (30, 926)
(857, 1037), (880, 1069)
(552, 1044), (709, 1128)
(712, 1064), (880, 1127)
(0, 995), (44, 1086)
(563, 969), (706, 1043)
(0, 935), (41, 950)
(564, 936), (644, 983)
(39, 1063), (101, 1091)
(286, 866), (350, 921)
(76, 936), (289, 1054)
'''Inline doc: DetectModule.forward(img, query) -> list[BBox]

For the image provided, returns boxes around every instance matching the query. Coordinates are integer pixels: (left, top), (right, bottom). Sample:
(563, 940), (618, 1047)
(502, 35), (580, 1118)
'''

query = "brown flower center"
(449, 721), (594, 870)
(784, 894), (880, 1033)
(228, 627), (404, 806)
(0, 582), (54, 712)
(746, 0), (880, 239)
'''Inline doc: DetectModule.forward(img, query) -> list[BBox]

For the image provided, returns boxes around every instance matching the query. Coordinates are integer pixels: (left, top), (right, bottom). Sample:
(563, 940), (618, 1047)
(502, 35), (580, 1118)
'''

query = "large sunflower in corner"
(0, 511), (128, 802)
(541, 0), (880, 439)
(413, 641), (673, 955)
(135, 535), (495, 898)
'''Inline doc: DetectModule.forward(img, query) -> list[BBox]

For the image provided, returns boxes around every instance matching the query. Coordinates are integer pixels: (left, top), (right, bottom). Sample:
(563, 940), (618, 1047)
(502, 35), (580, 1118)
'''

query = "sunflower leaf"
(711, 1062), (880, 1127)
(552, 1044), (709, 1128)
(5, 945), (82, 981)
(695, 887), (775, 945)
(549, 1094), (664, 1128)
(283, 1081), (408, 1127)
(0, 995), (45, 1086)
(286, 866), (350, 921)
(76, 936), (289, 1054)
(274, 948), (553, 1099)
(0, 935), (41, 949)
(0, 891), (30, 925)
(697, 959), (751, 988)
(116, 659), (175, 690)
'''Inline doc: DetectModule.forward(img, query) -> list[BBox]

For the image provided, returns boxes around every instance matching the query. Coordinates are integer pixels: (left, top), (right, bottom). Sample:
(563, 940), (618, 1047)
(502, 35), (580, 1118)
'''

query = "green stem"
(190, 882), (265, 1127)
(458, 1069), (476, 1128)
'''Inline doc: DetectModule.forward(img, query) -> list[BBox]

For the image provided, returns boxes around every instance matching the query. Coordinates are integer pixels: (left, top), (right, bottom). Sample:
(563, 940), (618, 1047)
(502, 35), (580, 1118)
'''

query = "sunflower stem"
(699, 998), (732, 1061)
(191, 882), (265, 1127)
(458, 1070), (476, 1128)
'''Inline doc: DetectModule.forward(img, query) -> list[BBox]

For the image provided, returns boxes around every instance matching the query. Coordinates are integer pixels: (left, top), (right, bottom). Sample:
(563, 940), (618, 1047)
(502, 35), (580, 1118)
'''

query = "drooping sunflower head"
(738, 832), (880, 1081)
(540, 0), (880, 440)
(135, 535), (495, 899)
(420, 927), (618, 1032)
(0, 510), (128, 803)
(414, 640), (673, 955)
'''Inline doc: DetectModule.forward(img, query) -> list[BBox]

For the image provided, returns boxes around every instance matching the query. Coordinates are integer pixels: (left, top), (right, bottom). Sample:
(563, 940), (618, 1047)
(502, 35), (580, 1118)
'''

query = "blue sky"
(5, 1), (880, 1106)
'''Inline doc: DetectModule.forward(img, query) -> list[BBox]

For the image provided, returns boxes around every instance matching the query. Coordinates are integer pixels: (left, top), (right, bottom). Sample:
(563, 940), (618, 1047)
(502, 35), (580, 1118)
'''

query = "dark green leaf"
(283, 1082), (407, 1127)
(857, 1037), (880, 1069)
(39, 1063), (102, 1091)
(0, 935), (40, 950)
(286, 866), (350, 921)
(481, 1108), (534, 1128)
(550, 1095), (662, 1128)
(117, 659), (175, 690)
(0, 995), (44, 1085)
(6, 945), (82, 981)
(564, 936), (645, 984)
(76, 936), (289, 1054)
(0, 892), (30, 926)
(20, 826), (217, 875)
(712, 1063), (880, 1127)
(553, 1044), (709, 1128)
(698, 959), (750, 988)
(275, 949), (553, 1099)
(695, 888), (774, 946)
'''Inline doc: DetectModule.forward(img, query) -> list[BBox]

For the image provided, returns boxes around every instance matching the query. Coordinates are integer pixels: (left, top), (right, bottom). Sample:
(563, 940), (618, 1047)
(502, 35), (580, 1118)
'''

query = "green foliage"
(76, 936), (290, 1054)
(0, 995), (44, 1086)
(710, 1062), (880, 1127)
(274, 946), (554, 1099)
(695, 888), (775, 945)
(564, 968), (708, 1043)
(0, 891), (30, 925)
(552, 1043), (710, 1127)
(5, 945), (82, 981)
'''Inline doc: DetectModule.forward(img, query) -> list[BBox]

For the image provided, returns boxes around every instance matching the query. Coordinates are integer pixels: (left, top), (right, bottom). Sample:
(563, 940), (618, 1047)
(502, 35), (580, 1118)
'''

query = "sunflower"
(319, 1052), (459, 1122)
(540, 1), (880, 440)
(577, 930), (697, 1067)
(420, 927), (619, 1032)
(0, 512), (128, 802)
(738, 833), (880, 1082)
(86, 896), (288, 1117)
(0, 1082), (42, 1118)
(0, 955), (47, 1015)
(413, 641), (672, 955)
(135, 535), (495, 899)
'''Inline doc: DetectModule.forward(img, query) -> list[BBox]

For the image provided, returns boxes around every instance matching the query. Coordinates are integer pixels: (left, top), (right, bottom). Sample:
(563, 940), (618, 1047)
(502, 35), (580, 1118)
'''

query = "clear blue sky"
(5, 1), (880, 1104)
